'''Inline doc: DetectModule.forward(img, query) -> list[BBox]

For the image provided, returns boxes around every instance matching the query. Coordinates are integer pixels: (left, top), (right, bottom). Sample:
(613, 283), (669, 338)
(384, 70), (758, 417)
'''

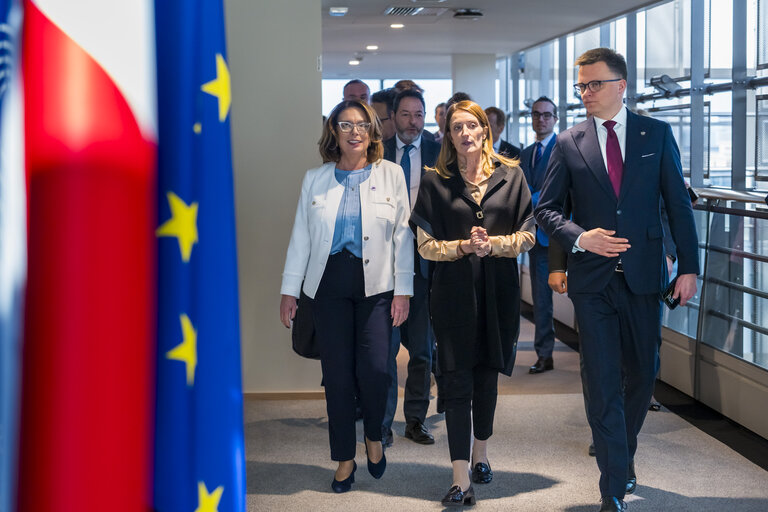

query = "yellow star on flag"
(156, 191), (199, 262)
(166, 314), (197, 386)
(194, 481), (224, 512)
(201, 53), (231, 122)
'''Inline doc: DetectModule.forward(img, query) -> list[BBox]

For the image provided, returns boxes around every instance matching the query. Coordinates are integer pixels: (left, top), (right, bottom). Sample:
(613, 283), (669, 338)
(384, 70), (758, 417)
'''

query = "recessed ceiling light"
(366, 45), (379, 51)
(329, 7), (348, 16)
(390, 23), (404, 29)
(349, 59), (361, 66)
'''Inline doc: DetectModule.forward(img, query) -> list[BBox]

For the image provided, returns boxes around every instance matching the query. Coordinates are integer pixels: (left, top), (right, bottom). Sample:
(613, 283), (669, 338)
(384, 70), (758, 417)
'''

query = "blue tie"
(533, 141), (543, 167)
(400, 144), (413, 200)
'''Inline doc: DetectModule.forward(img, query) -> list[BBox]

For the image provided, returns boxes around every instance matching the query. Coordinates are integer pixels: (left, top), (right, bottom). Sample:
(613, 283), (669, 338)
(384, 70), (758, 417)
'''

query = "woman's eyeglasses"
(337, 121), (371, 133)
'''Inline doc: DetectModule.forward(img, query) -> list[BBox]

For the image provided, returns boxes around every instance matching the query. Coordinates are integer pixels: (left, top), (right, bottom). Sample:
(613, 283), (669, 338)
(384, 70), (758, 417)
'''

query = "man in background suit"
(519, 96), (559, 374)
(371, 88), (397, 141)
(382, 88), (441, 447)
(433, 102), (446, 144)
(535, 48), (699, 512)
(485, 106), (521, 159)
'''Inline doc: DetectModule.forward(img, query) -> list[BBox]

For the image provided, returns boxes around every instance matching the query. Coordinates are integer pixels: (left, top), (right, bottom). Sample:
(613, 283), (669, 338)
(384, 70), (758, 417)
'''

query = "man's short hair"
(532, 96), (557, 115)
(484, 106), (506, 126)
(371, 88), (396, 115)
(393, 79), (424, 93)
(445, 92), (472, 112)
(343, 79), (368, 92)
(393, 88), (425, 113)
(435, 102), (446, 114)
(575, 48), (627, 80)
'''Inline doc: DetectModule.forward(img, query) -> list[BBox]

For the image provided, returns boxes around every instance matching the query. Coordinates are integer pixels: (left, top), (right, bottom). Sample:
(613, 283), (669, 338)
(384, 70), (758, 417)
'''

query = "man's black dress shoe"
(441, 484), (476, 507)
(471, 462), (493, 484)
(404, 420), (435, 444)
(529, 356), (554, 374)
(588, 443), (596, 457)
(381, 427), (393, 448)
(599, 496), (626, 511)
(626, 460), (636, 494)
(331, 461), (357, 493)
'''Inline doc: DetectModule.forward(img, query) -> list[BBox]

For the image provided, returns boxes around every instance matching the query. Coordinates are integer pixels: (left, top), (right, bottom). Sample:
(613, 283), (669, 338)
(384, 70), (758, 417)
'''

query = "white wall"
(226, 0), (323, 392)
(451, 54), (497, 111)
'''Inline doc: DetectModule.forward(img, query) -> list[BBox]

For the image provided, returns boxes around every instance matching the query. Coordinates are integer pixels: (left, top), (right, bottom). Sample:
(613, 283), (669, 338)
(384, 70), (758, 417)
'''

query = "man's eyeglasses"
(531, 111), (555, 120)
(573, 78), (622, 95)
(337, 121), (371, 133)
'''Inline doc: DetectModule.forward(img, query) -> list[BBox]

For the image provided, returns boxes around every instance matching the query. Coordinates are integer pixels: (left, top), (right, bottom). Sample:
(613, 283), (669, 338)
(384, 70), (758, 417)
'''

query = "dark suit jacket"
(383, 134), (441, 278)
(498, 139), (521, 159)
(520, 136), (557, 246)
(382, 135), (441, 177)
(535, 109), (699, 296)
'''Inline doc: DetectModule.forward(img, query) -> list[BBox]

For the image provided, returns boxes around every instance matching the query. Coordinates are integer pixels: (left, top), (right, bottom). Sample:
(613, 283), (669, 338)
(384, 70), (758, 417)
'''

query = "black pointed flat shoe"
(471, 462), (493, 484)
(331, 461), (356, 493)
(441, 484), (476, 507)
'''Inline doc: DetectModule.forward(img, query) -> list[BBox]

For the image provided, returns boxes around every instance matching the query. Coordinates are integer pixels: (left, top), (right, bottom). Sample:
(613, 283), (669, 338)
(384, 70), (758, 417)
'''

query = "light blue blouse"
(330, 165), (373, 258)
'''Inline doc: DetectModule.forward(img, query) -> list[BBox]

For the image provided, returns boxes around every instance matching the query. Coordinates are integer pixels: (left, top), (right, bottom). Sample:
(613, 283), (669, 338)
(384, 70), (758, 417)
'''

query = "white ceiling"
(322, 0), (656, 79)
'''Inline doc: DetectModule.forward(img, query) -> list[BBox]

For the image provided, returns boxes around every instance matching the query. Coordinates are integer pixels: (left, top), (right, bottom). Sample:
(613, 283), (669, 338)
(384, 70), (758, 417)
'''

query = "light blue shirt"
(330, 165), (372, 258)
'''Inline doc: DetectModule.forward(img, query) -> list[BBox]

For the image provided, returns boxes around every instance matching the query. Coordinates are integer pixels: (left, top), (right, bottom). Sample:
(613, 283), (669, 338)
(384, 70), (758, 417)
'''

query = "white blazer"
(281, 160), (414, 299)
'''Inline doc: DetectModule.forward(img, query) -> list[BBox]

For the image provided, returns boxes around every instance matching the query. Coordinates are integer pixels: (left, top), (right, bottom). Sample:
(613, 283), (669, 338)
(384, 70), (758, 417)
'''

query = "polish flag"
(17, 1), (157, 510)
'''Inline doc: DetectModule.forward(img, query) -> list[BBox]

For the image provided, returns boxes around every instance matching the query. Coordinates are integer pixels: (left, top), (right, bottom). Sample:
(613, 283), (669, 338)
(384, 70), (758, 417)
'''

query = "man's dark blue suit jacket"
(520, 136), (557, 247)
(535, 109), (699, 296)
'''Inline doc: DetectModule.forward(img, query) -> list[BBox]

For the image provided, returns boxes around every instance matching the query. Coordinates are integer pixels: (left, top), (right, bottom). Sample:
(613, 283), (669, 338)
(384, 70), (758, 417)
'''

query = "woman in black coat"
(409, 101), (535, 506)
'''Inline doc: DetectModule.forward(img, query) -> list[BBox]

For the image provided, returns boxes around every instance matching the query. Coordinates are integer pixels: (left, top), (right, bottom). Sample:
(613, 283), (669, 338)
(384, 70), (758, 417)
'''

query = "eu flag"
(154, 1), (245, 511)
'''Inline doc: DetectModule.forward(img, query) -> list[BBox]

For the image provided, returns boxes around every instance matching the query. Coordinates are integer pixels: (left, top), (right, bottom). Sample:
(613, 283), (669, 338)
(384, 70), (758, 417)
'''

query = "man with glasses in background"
(535, 48), (699, 512)
(519, 97), (559, 375)
(371, 88), (397, 141)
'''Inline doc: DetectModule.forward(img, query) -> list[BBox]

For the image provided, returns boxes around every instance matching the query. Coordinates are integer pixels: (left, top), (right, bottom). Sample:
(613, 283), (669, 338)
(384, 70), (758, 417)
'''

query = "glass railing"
(662, 188), (768, 370)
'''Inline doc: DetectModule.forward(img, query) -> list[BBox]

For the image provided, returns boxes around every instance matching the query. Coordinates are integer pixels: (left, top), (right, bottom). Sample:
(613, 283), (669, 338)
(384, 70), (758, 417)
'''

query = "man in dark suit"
(535, 48), (699, 512)
(519, 96), (559, 374)
(382, 88), (441, 447)
(485, 106), (521, 159)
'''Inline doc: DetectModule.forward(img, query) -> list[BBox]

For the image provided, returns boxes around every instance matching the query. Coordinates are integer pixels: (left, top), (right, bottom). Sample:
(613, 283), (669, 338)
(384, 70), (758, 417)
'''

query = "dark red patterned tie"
(603, 120), (623, 198)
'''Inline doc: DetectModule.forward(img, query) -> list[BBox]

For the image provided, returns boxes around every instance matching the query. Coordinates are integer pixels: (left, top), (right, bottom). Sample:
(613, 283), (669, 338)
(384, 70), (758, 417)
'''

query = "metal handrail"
(694, 187), (768, 205)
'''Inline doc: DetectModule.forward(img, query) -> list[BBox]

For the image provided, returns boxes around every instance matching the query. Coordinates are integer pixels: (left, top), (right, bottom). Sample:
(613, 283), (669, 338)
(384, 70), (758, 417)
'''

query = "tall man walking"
(382, 88), (441, 447)
(535, 48), (699, 512)
(519, 96), (558, 374)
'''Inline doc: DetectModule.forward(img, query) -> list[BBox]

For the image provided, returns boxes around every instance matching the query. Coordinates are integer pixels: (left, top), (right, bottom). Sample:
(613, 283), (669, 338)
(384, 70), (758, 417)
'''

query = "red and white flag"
(18, 1), (157, 509)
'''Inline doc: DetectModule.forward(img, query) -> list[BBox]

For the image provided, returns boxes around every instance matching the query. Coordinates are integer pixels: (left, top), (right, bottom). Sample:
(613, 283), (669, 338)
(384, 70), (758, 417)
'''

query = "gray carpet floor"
(246, 321), (768, 511)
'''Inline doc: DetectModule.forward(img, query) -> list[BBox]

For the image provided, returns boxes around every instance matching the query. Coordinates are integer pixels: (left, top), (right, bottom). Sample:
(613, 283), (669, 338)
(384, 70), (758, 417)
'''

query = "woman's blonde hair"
(318, 101), (383, 164)
(430, 100), (518, 178)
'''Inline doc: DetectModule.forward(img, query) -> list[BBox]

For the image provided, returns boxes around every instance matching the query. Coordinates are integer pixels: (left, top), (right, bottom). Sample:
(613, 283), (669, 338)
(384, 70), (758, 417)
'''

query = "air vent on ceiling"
(453, 8), (483, 19)
(384, 6), (447, 16)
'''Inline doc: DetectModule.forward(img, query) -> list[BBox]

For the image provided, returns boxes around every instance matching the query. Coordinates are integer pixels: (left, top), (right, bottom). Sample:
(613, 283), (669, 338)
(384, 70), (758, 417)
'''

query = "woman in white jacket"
(279, 100), (413, 493)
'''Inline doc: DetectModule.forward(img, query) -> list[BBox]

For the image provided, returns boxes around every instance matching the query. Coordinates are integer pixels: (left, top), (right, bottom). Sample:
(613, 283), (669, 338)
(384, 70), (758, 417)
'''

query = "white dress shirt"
(395, 134), (422, 209)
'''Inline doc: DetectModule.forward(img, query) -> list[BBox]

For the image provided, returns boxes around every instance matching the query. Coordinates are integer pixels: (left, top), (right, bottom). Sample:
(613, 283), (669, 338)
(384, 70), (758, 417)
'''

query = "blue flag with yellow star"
(154, 1), (244, 511)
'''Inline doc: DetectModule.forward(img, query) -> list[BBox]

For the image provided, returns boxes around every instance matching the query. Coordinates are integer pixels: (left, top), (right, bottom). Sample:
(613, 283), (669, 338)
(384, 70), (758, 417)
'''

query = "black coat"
(410, 162), (534, 375)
